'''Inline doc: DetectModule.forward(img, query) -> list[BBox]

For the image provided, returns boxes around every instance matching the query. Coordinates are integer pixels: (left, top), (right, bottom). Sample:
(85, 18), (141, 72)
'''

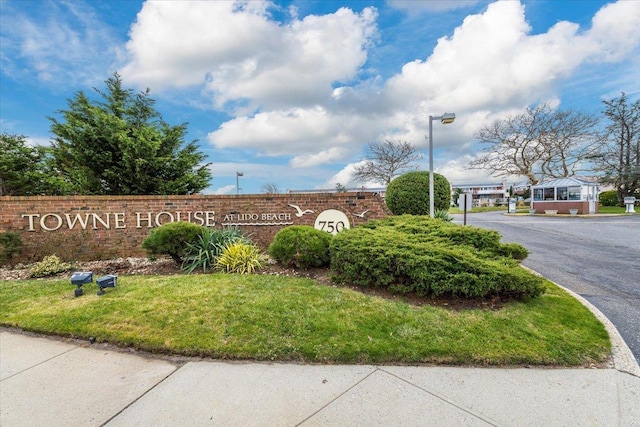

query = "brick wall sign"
(0, 192), (390, 262)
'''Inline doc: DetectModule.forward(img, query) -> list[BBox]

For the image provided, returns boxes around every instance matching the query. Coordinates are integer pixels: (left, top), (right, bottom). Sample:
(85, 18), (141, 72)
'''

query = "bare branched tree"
(469, 104), (600, 184)
(591, 93), (640, 203)
(352, 139), (422, 186)
(260, 183), (280, 194)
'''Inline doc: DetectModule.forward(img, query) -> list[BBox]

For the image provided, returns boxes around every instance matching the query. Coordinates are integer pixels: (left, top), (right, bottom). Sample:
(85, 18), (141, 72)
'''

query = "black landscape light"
(96, 274), (117, 296)
(71, 271), (93, 297)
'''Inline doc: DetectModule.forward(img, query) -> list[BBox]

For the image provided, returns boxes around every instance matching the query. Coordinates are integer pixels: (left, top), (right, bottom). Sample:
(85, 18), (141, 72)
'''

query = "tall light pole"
(428, 113), (455, 218)
(236, 171), (243, 194)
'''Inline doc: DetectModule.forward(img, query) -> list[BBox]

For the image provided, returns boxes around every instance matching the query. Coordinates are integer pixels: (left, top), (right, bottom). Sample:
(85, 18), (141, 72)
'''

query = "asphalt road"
(453, 211), (640, 364)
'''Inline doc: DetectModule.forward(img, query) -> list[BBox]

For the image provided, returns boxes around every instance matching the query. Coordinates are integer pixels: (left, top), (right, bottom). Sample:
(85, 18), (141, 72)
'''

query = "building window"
(544, 188), (554, 201)
(534, 188), (544, 201)
(568, 186), (581, 200)
(557, 187), (568, 200)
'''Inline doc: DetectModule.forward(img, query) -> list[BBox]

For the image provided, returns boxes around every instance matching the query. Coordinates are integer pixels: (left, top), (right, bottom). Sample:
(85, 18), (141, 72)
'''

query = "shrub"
(268, 226), (332, 269)
(29, 255), (72, 278)
(496, 242), (529, 261)
(141, 222), (204, 264)
(599, 190), (619, 207)
(181, 227), (249, 274)
(0, 232), (22, 266)
(330, 215), (544, 299)
(216, 242), (265, 274)
(385, 171), (451, 215)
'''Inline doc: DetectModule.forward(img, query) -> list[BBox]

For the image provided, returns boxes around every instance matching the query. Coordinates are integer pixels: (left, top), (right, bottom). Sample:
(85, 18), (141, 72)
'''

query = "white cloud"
(123, 2), (378, 112)
(0, 1), (122, 87)
(436, 155), (496, 184)
(586, 0), (640, 62)
(384, 1), (580, 113)
(320, 161), (367, 189)
(208, 106), (382, 160)
(290, 147), (347, 168)
(210, 185), (236, 195)
(122, 1), (278, 90)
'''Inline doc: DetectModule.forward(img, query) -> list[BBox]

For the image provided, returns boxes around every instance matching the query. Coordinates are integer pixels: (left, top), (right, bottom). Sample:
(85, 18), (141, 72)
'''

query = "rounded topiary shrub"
(141, 221), (205, 264)
(385, 171), (451, 215)
(268, 225), (332, 269)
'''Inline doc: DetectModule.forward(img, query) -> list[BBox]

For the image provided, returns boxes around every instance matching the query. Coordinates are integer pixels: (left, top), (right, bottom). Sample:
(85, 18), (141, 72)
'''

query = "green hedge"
(330, 215), (543, 299)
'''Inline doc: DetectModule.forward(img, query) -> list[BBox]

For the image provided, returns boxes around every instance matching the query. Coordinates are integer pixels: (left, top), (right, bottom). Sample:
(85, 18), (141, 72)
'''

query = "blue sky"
(1, 0), (639, 194)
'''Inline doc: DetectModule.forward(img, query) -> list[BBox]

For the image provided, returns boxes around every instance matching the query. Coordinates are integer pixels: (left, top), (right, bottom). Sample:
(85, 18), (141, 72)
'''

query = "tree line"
(1, 72), (638, 204)
(353, 93), (638, 206)
(468, 93), (639, 204)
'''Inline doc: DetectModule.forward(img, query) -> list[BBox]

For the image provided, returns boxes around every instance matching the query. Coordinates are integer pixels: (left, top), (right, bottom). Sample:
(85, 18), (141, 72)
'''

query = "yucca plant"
(433, 209), (454, 222)
(216, 242), (266, 274)
(181, 227), (249, 274)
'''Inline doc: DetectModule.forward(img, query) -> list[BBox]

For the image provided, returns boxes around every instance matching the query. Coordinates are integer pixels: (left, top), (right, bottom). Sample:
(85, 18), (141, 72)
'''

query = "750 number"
(317, 220), (345, 233)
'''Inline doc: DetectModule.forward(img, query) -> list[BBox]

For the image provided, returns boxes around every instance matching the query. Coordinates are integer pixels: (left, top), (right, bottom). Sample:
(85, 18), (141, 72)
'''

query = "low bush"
(496, 242), (529, 261)
(216, 242), (265, 274)
(29, 255), (72, 278)
(268, 226), (332, 269)
(331, 215), (544, 299)
(0, 232), (22, 266)
(141, 222), (204, 264)
(181, 227), (249, 274)
(599, 190), (619, 207)
(361, 215), (504, 253)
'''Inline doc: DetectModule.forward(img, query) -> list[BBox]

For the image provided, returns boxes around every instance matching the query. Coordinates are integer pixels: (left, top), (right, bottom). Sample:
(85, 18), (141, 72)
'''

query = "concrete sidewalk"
(1, 330), (639, 427)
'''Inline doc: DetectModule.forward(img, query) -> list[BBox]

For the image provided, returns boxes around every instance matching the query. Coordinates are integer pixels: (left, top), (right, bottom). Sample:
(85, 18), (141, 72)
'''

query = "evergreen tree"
(0, 133), (70, 195)
(48, 72), (211, 195)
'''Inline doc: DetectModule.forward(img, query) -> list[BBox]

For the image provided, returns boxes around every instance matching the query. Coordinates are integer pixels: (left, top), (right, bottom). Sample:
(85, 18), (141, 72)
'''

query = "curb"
(524, 266), (640, 377)
(557, 284), (640, 377)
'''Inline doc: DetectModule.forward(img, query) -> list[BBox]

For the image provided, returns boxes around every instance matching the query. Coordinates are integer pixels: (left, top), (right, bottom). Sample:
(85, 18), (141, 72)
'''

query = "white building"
(451, 182), (509, 207)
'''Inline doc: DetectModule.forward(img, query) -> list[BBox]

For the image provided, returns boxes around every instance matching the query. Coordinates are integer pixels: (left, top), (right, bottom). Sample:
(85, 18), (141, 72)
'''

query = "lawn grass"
(0, 274), (610, 366)
(598, 205), (636, 214)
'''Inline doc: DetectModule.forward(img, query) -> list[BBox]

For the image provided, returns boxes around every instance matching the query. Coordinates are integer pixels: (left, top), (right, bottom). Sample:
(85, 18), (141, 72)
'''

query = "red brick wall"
(0, 193), (390, 262)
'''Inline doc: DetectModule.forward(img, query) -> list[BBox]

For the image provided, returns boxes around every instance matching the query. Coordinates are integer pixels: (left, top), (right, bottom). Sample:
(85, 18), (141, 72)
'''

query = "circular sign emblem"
(314, 209), (350, 235)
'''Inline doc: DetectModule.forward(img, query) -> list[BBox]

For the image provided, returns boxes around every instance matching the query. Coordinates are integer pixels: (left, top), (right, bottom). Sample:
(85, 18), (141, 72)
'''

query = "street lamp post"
(236, 171), (243, 194)
(428, 113), (455, 218)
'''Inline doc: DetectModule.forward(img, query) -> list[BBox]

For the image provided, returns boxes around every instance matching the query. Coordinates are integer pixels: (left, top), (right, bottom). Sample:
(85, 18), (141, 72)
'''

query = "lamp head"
(71, 271), (93, 286)
(440, 113), (455, 124)
(71, 271), (93, 297)
(96, 274), (117, 296)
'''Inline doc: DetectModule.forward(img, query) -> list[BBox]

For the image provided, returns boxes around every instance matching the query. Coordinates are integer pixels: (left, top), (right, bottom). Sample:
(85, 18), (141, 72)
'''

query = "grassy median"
(0, 274), (610, 366)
